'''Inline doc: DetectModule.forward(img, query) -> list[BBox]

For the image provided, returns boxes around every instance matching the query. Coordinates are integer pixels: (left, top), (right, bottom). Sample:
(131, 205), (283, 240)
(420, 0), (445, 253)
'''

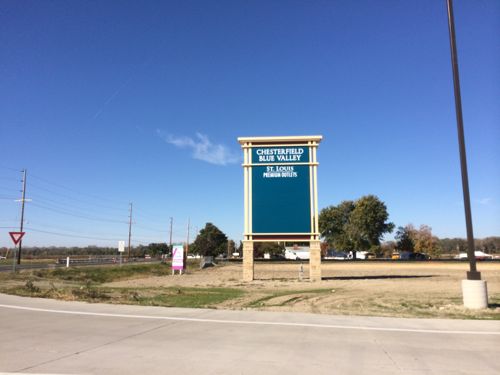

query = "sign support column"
(309, 142), (321, 281)
(242, 240), (254, 282)
(242, 143), (254, 281)
(309, 241), (321, 282)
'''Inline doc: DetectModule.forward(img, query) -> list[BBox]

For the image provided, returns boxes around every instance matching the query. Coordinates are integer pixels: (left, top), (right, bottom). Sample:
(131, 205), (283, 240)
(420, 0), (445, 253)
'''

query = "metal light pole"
(446, 0), (480, 281)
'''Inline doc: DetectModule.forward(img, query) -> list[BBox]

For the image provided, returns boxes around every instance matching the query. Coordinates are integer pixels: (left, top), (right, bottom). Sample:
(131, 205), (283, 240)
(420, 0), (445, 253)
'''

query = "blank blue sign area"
(251, 165), (311, 234)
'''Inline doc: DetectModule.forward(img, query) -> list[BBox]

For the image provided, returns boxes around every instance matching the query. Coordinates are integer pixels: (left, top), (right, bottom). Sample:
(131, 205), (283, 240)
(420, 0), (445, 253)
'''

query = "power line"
(11, 226), (162, 245)
(4, 171), (129, 213)
(25, 227), (122, 242)
(1, 168), (177, 246)
(29, 192), (128, 220)
(0, 176), (19, 181)
(0, 186), (18, 192)
(24, 222), (168, 244)
(0, 165), (20, 172)
(130, 235), (164, 241)
(29, 182), (128, 213)
(30, 173), (128, 206)
(133, 224), (169, 233)
(4, 174), (171, 230)
(25, 220), (125, 238)
(133, 207), (169, 221)
(30, 202), (128, 224)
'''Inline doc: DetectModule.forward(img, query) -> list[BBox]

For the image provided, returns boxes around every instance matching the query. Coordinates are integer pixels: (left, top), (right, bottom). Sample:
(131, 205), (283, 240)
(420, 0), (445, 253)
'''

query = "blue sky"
(1, 0), (499, 248)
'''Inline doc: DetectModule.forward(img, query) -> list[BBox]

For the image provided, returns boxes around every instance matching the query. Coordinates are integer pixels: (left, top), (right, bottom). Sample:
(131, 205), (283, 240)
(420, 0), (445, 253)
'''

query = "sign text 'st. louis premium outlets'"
(238, 136), (322, 281)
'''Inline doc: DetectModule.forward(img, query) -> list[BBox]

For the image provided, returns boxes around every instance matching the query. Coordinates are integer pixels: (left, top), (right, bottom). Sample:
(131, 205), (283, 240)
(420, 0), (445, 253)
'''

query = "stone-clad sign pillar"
(242, 240), (254, 282)
(238, 135), (323, 282)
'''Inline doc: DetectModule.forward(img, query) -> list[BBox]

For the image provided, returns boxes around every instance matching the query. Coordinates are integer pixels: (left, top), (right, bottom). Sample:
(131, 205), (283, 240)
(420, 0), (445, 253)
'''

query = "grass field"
(0, 261), (498, 319)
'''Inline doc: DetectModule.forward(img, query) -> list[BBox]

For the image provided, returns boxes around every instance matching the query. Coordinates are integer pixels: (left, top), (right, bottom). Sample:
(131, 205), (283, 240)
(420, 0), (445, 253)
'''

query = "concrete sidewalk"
(1, 293), (499, 374)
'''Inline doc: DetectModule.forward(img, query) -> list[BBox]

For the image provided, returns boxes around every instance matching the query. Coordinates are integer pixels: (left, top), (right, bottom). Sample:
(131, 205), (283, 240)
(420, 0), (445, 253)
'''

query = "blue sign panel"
(252, 146), (309, 164)
(251, 148), (311, 234)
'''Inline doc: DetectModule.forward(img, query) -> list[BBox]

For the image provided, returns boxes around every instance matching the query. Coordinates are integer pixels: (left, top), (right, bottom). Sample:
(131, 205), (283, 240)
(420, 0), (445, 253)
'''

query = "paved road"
(0, 294), (499, 375)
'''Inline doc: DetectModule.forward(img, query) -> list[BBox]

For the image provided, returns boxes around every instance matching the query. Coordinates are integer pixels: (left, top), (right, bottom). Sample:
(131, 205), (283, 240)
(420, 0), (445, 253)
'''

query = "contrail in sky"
(91, 75), (134, 120)
(91, 55), (155, 120)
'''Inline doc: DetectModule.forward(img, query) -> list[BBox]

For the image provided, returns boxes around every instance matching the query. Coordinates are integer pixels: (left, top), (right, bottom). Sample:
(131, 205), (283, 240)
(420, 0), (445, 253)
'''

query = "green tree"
(319, 195), (394, 256)
(381, 241), (396, 258)
(146, 243), (169, 256)
(319, 200), (356, 251)
(347, 195), (394, 252)
(414, 225), (441, 258)
(438, 237), (467, 255)
(396, 224), (441, 258)
(227, 239), (236, 257)
(395, 225), (415, 252)
(479, 237), (500, 253)
(254, 242), (284, 258)
(192, 223), (227, 257)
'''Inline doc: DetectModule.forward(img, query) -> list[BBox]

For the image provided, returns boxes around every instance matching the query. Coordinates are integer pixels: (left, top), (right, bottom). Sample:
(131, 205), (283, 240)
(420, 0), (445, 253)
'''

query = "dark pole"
(169, 217), (173, 254)
(186, 218), (190, 256)
(17, 169), (27, 265)
(127, 202), (133, 259)
(446, 0), (480, 280)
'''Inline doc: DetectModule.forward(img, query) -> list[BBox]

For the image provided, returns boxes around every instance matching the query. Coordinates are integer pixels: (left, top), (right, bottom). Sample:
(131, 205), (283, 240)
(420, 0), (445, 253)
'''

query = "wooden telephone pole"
(16, 169), (27, 265)
(127, 202), (133, 258)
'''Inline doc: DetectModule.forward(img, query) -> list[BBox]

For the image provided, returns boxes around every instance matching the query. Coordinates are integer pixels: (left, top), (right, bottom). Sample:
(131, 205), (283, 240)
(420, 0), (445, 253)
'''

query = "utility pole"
(127, 202), (133, 259)
(169, 217), (173, 254)
(186, 218), (190, 257)
(446, 0), (479, 281)
(17, 169), (27, 265)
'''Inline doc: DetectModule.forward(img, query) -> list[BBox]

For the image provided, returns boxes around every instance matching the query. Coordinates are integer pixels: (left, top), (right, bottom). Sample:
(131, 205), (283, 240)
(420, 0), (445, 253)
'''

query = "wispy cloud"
(157, 130), (241, 166)
(478, 197), (492, 205)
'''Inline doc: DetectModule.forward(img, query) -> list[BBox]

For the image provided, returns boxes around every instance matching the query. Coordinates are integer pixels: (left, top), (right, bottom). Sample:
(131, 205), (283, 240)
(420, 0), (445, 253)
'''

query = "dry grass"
(1, 261), (499, 319)
(106, 261), (500, 319)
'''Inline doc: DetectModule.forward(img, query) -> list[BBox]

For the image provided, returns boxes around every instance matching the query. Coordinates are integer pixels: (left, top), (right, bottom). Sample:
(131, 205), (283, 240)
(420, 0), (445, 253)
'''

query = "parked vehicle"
(324, 250), (348, 260)
(410, 252), (430, 260)
(392, 251), (429, 260)
(356, 251), (376, 260)
(456, 251), (493, 260)
(285, 248), (310, 260)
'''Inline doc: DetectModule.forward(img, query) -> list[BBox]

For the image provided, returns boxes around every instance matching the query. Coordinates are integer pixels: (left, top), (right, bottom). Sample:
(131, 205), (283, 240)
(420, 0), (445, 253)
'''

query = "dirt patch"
(103, 261), (500, 319)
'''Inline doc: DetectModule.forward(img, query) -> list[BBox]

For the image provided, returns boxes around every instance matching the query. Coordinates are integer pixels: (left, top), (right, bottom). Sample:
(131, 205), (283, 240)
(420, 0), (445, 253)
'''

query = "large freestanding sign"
(238, 135), (322, 281)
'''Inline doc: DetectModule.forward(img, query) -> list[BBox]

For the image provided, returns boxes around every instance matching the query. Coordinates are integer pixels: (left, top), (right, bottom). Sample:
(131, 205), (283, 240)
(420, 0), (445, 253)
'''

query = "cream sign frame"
(238, 135), (323, 281)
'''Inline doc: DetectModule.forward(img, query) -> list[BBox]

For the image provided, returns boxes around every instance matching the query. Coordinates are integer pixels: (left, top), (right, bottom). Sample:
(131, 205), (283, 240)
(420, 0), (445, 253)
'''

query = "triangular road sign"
(9, 232), (25, 245)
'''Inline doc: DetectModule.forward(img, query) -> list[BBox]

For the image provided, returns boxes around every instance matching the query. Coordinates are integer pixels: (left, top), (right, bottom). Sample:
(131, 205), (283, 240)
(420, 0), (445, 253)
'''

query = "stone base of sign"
(309, 240), (322, 282)
(243, 241), (254, 282)
(462, 279), (488, 309)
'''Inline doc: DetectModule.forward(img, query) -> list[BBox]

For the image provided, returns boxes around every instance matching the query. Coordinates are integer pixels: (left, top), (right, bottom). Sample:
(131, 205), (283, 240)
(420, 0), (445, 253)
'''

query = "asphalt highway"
(0, 293), (499, 374)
